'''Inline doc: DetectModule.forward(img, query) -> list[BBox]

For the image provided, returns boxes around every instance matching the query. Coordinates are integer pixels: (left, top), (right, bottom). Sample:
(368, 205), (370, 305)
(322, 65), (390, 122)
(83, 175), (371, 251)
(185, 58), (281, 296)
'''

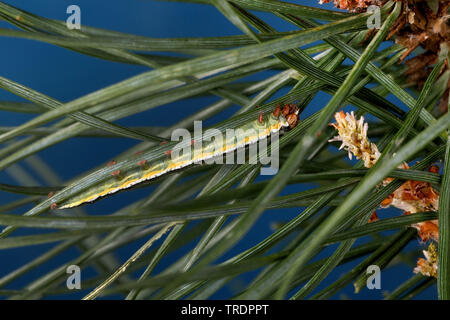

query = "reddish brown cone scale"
(429, 165), (439, 174)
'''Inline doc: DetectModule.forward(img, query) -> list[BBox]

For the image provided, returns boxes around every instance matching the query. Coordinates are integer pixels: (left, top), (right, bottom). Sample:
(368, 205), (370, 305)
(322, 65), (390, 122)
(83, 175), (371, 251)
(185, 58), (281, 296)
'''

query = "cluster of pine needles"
(0, 0), (449, 300)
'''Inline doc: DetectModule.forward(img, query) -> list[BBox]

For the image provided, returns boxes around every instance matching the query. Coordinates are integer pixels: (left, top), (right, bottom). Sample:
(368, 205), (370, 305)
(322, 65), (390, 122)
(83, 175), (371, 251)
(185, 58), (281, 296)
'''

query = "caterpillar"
(57, 104), (301, 209)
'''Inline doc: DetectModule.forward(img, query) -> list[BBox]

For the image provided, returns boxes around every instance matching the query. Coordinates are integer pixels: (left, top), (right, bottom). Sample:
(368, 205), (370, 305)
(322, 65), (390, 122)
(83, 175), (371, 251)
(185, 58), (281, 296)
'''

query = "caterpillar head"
(277, 104), (300, 129)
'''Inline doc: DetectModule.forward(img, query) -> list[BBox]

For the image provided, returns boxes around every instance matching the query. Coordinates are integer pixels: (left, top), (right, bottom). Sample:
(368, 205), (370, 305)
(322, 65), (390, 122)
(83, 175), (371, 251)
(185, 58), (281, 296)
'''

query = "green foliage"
(0, 0), (449, 300)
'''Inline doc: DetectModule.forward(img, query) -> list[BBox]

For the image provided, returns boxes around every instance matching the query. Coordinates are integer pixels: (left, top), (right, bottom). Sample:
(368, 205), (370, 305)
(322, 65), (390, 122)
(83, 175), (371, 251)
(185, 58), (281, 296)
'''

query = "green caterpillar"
(57, 104), (300, 209)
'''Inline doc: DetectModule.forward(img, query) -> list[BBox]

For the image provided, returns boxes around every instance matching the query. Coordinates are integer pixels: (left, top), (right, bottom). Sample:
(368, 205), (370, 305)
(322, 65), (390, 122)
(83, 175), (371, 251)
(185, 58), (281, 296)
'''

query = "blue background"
(0, 0), (436, 299)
